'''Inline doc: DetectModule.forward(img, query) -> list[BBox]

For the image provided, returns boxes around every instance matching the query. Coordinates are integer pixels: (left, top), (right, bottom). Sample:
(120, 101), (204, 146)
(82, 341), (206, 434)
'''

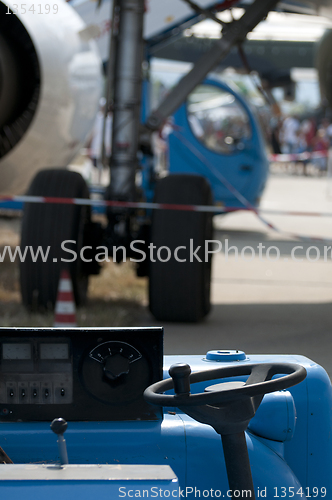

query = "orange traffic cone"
(53, 269), (77, 327)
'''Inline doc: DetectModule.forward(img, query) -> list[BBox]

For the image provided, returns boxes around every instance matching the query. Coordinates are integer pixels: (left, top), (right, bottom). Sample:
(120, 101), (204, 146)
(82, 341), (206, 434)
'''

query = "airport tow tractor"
(0, 327), (331, 499)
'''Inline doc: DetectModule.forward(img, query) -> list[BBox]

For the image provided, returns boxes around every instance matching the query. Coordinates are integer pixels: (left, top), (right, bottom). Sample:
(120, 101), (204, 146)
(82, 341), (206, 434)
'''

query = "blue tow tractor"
(0, 327), (330, 499)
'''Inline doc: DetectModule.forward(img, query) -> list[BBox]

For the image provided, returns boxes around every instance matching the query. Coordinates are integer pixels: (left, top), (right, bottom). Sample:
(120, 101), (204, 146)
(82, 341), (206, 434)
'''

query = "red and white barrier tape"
(4, 193), (332, 244)
(0, 194), (231, 213)
(269, 150), (329, 163)
(1, 194), (332, 219)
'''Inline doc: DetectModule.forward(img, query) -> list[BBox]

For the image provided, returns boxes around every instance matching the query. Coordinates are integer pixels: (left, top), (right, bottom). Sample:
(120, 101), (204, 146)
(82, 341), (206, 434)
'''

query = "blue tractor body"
(0, 328), (330, 499)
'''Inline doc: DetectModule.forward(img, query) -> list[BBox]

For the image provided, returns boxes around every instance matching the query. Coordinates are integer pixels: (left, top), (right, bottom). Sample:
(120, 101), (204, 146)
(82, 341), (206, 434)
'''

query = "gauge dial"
(81, 341), (151, 405)
(89, 341), (142, 364)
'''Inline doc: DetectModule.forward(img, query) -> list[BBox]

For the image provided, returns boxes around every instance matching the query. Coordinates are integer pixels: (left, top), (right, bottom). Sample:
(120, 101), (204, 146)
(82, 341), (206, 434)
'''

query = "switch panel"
(0, 337), (73, 409)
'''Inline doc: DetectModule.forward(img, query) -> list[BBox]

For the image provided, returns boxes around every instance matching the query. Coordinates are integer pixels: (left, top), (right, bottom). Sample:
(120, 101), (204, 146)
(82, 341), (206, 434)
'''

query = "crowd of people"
(270, 115), (332, 174)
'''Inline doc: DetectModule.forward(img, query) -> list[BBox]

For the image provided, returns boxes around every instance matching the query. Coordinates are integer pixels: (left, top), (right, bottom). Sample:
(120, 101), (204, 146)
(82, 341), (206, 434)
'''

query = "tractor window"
(187, 84), (252, 154)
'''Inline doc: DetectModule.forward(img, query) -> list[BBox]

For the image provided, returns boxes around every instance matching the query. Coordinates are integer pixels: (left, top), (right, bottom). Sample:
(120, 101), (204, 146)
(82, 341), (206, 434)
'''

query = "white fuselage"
(0, 0), (102, 194)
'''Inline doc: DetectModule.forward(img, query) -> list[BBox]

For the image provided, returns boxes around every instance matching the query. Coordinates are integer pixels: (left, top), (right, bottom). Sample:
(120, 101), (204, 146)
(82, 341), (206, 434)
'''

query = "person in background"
(324, 119), (332, 147)
(294, 126), (308, 175)
(280, 115), (300, 154)
(302, 118), (316, 152)
(269, 103), (282, 155)
(312, 127), (329, 175)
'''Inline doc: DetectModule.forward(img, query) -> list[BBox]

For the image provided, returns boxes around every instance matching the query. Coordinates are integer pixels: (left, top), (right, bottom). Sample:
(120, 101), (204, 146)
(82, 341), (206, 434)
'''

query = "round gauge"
(89, 341), (142, 364)
(80, 341), (152, 405)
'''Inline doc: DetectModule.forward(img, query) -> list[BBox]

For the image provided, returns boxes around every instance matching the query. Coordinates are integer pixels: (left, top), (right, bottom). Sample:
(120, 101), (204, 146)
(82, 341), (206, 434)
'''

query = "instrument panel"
(0, 327), (163, 422)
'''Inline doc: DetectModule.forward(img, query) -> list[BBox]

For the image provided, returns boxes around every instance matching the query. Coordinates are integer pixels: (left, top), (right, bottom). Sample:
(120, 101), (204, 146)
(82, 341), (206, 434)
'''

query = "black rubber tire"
(149, 174), (213, 322)
(20, 169), (91, 310)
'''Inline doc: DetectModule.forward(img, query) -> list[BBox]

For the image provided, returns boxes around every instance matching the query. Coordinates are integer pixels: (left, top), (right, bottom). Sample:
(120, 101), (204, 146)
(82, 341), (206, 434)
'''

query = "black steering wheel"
(144, 362), (307, 408)
(144, 362), (306, 500)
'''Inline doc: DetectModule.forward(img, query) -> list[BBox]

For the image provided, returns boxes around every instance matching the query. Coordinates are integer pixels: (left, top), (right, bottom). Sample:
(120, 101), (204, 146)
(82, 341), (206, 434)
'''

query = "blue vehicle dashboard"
(0, 327), (163, 422)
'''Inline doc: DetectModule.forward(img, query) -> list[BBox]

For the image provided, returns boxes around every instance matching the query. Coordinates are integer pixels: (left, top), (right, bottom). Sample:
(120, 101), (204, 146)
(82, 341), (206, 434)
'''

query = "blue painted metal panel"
(0, 354), (330, 498)
(0, 415), (305, 496)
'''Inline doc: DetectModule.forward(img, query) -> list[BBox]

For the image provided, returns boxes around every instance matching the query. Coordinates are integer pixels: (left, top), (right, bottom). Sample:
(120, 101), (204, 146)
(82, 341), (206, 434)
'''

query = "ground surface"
(0, 217), (147, 328)
(0, 172), (331, 377)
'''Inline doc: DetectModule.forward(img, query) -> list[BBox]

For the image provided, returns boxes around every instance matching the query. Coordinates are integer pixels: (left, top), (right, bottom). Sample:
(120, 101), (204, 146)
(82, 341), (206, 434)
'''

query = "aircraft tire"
(149, 174), (213, 322)
(20, 169), (91, 310)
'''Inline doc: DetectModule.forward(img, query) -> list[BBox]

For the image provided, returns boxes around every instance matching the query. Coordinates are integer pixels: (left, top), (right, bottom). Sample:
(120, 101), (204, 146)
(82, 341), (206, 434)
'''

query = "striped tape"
(1, 194), (332, 218)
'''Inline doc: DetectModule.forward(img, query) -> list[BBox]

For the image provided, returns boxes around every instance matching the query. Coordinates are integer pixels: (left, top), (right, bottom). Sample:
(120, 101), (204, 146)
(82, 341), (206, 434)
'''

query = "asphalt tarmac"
(139, 173), (332, 379)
